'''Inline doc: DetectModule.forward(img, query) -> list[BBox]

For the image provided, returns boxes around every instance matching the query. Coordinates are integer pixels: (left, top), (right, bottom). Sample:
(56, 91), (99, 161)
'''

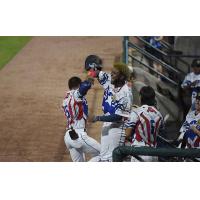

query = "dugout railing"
(123, 36), (184, 87)
(112, 145), (200, 162)
(136, 36), (191, 74)
(123, 37), (200, 81)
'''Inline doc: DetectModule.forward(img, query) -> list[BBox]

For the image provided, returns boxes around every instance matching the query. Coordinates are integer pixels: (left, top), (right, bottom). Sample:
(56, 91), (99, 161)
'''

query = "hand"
(88, 115), (99, 123)
(190, 125), (200, 137)
(92, 116), (100, 123)
(86, 76), (95, 85)
(191, 125), (197, 132)
(190, 80), (198, 87)
(87, 69), (97, 78)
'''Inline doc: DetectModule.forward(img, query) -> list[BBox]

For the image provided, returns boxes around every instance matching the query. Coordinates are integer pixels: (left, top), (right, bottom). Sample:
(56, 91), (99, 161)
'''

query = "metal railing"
(128, 41), (180, 74)
(135, 36), (168, 56)
(129, 54), (178, 86)
(135, 36), (190, 75)
(159, 39), (191, 73)
(123, 37), (200, 85)
(123, 36), (181, 87)
(136, 37), (200, 74)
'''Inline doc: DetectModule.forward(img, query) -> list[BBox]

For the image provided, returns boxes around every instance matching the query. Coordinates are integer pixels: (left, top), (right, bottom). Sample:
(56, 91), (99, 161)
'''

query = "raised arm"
(75, 78), (93, 100)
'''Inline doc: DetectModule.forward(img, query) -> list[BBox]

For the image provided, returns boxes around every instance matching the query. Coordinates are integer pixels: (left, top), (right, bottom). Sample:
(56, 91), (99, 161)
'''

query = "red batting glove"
(87, 69), (97, 78)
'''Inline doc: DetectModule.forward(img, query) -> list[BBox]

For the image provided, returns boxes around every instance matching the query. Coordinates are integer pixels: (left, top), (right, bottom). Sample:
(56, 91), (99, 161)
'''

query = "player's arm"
(124, 111), (138, 140)
(182, 81), (197, 89)
(62, 93), (69, 116)
(97, 71), (111, 89)
(181, 74), (197, 90)
(86, 68), (111, 89)
(75, 79), (93, 100)
(92, 114), (122, 122)
(177, 117), (190, 141)
(91, 94), (132, 123)
(190, 126), (200, 137)
(62, 99), (67, 114)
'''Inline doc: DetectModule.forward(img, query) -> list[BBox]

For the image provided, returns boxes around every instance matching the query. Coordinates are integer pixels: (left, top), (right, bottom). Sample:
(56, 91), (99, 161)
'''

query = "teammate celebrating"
(179, 94), (200, 149)
(85, 55), (133, 161)
(125, 86), (164, 161)
(62, 76), (100, 162)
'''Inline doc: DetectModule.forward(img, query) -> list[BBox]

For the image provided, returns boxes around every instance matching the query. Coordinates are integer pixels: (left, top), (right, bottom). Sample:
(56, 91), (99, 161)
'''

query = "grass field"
(0, 36), (32, 70)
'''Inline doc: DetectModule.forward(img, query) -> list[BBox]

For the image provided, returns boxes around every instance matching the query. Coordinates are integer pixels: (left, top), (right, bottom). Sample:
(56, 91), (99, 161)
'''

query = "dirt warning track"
(0, 36), (122, 161)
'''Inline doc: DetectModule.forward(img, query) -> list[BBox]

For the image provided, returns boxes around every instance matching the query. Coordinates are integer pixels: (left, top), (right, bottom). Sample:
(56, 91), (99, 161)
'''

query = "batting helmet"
(85, 55), (102, 71)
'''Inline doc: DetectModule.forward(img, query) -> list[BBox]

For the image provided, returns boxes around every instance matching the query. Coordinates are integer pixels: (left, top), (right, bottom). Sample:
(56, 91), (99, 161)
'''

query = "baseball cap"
(191, 59), (200, 68)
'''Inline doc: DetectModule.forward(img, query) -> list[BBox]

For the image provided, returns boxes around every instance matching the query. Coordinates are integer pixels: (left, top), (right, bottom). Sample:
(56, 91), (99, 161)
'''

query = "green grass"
(0, 36), (32, 70)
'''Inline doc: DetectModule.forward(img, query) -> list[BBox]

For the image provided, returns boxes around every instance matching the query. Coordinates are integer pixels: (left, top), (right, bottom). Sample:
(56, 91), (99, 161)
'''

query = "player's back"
(63, 90), (88, 129)
(134, 105), (163, 146)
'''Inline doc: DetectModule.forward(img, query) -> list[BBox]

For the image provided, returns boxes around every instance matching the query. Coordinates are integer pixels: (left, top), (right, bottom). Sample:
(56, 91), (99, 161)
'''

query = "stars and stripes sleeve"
(97, 71), (111, 89)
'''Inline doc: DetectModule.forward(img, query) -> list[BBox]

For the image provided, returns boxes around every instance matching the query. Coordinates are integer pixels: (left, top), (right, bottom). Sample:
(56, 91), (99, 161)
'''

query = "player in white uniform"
(87, 59), (133, 161)
(179, 94), (200, 149)
(125, 86), (164, 161)
(62, 76), (100, 162)
(181, 59), (200, 110)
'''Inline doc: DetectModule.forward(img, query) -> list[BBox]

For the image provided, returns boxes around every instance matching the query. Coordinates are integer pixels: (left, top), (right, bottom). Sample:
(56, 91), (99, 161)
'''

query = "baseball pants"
(90, 122), (126, 162)
(64, 128), (100, 162)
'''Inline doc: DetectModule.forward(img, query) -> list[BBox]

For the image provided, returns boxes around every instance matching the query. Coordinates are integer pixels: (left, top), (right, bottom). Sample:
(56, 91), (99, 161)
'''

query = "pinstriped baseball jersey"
(126, 105), (163, 147)
(62, 89), (88, 129)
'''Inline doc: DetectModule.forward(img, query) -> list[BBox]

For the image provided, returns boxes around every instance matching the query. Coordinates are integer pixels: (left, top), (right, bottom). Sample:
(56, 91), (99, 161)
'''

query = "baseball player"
(62, 76), (100, 162)
(178, 94), (200, 149)
(85, 55), (133, 161)
(181, 59), (200, 110)
(125, 86), (164, 161)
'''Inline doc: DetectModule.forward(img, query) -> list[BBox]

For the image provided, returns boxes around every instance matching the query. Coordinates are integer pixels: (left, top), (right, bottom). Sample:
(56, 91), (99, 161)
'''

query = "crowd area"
(61, 53), (200, 162)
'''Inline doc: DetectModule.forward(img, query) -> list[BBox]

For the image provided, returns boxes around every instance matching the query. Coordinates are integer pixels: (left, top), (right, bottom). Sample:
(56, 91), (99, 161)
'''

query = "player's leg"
(99, 125), (111, 161)
(64, 130), (85, 162)
(68, 148), (85, 162)
(80, 132), (101, 157)
(89, 155), (101, 162)
(103, 128), (126, 161)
